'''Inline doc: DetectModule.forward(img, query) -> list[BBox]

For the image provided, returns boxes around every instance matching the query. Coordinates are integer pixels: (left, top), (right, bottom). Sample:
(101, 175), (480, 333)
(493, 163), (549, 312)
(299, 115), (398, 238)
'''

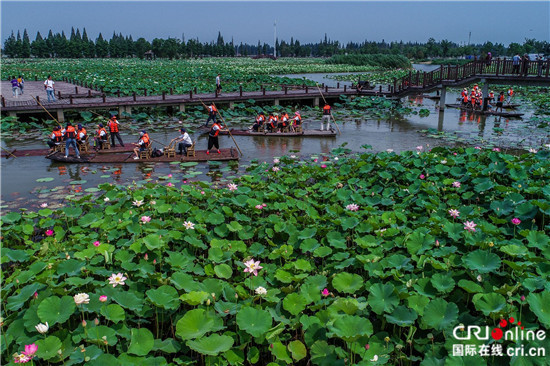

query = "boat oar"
(32, 96), (62, 127)
(198, 99), (243, 156)
(1, 146), (17, 159)
(315, 84), (341, 135)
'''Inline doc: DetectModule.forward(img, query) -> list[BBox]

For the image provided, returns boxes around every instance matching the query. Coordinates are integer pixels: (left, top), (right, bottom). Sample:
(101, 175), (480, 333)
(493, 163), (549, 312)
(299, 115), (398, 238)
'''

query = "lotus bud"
(521, 295), (525, 301)
(82, 320), (87, 327)
(84, 356), (90, 362)
(235, 293), (239, 299)
(365, 344), (370, 350)
(206, 299), (211, 306)
(211, 293), (216, 299)
(153, 259), (156, 264)
(16, 279), (19, 284)
(488, 242), (494, 247)
(427, 333), (434, 340)
(94, 318), (99, 325)
(144, 254), (148, 261)
(33, 292), (38, 299)
(57, 349), (63, 355)
(384, 336), (390, 343)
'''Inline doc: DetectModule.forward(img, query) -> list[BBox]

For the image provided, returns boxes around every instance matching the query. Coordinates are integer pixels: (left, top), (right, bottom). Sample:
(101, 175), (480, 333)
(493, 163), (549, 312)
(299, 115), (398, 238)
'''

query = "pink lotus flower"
(99, 295), (108, 302)
(227, 183), (238, 191)
(416, 145), (423, 151)
(419, 174), (425, 179)
(144, 253), (148, 261)
(262, 203), (267, 207)
(464, 221), (477, 232)
(322, 288), (329, 296)
(183, 180), (187, 183)
(168, 174), (172, 178)
(166, 182), (173, 187)
(273, 158), (280, 164)
(82, 319), (87, 327)
(272, 166), (280, 172)
(448, 209), (460, 218)
(346, 203), (359, 212)
(365, 344), (370, 350)
(255, 204), (263, 210)
(520, 295), (525, 301)
(46, 229), (54, 236)
(475, 146), (481, 150)
(321, 164), (327, 168)
(492, 147), (501, 152)
(511, 218), (521, 225)
(452, 181), (461, 188)
(243, 259), (263, 276)
(93, 241), (100, 247)
(201, 191), (205, 195)
(33, 292), (38, 299)
(40, 203), (48, 208)
(141, 216), (151, 223)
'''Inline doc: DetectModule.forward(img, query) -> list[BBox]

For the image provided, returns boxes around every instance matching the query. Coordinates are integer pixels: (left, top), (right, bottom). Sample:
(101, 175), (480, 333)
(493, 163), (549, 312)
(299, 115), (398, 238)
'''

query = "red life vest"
(77, 128), (87, 141)
(142, 133), (150, 146)
(294, 114), (301, 124)
(209, 105), (218, 114)
(269, 116), (278, 128)
(498, 94), (505, 102)
(53, 130), (63, 142)
(508, 89), (514, 96)
(66, 126), (76, 139)
(256, 114), (265, 123)
(97, 127), (107, 137)
(489, 92), (494, 99)
(108, 120), (119, 133)
(323, 105), (331, 115)
(463, 96), (469, 103)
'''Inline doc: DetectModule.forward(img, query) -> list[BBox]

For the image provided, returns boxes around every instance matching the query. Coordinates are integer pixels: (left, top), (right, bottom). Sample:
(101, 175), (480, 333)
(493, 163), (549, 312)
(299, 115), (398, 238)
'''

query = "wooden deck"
(445, 104), (524, 117)
(223, 129), (337, 137)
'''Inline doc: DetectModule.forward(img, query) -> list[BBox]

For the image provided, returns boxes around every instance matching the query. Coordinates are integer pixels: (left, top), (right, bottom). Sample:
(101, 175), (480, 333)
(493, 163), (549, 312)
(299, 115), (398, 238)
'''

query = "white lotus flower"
(133, 199), (144, 207)
(183, 221), (195, 230)
(104, 197), (110, 202)
(227, 183), (238, 191)
(74, 293), (90, 305)
(255, 286), (267, 295)
(108, 273), (127, 287)
(370, 355), (379, 362)
(35, 322), (49, 334)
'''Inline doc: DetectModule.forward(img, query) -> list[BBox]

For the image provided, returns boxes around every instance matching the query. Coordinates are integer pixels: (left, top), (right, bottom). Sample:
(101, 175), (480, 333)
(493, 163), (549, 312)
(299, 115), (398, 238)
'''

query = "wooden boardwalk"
(2, 59), (549, 119)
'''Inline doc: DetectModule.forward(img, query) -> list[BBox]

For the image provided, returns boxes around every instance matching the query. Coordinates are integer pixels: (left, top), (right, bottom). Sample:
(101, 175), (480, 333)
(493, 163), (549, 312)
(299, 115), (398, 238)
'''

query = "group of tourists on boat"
(459, 85), (515, 113)
(248, 103), (333, 133)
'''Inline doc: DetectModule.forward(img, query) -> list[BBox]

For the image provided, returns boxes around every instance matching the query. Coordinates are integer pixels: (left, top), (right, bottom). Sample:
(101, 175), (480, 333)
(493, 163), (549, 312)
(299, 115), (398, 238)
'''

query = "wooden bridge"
(2, 58), (549, 121)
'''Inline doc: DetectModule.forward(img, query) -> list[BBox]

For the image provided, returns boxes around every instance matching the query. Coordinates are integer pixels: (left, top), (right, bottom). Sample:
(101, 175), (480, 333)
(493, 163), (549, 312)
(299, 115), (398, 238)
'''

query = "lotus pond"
(2, 145), (550, 365)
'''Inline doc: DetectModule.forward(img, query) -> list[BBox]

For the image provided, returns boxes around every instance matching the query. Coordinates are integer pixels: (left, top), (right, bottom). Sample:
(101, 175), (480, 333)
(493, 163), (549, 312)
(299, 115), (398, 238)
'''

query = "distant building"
(144, 50), (154, 60)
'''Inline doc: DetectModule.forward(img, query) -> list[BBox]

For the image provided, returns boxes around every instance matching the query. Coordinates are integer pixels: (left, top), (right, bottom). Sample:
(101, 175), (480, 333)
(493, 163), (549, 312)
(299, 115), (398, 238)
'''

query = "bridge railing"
(393, 58), (550, 94)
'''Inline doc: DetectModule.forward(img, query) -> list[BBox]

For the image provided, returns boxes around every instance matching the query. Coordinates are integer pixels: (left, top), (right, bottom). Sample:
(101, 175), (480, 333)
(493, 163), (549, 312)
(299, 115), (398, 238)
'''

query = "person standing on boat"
(496, 92), (505, 113)
(47, 126), (64, 152)
(321, 103), (332, 131)
(174, 128), (193, 155)
(506, 87), (514, 105)
(63, 122), (80, 159)
(216, 73), (222, 94)
(206, 121), (224, 155)
(44, 75), (56, 102)
(204, 103), (217, 127)
(108, 115), (125, 148)
(94, 123), (108, 150)
(293, 111), (302, 129)
(133, 131), (151, 160)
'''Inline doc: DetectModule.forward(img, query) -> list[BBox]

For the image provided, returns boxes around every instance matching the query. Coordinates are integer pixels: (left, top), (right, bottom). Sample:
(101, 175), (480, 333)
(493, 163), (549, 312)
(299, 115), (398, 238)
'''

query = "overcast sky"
(1, 1), (549, 46)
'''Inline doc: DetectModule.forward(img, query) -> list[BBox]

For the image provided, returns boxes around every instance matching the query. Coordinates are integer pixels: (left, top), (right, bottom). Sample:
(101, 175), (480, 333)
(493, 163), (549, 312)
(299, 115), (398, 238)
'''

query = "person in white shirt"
(173, 128), (193, 155)
(216, 73), (221, 94)
(44, 75), (56, 102)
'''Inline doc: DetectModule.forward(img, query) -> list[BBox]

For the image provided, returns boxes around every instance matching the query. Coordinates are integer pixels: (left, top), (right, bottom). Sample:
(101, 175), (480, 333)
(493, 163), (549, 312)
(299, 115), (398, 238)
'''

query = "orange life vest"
(463, 96), (469, 103)
(97, 127), (107, 138)
(508, 89), (514, 96)
(294, 114), (301, 124)
(142, 133), (151, 146)
(53, 130), (63, 142)
(256, 114), (265, 123)
(108, 120), (119, 133)
(209, 124), (221, 137)
(323, 105), (331, 115)
(489, 92), (494, 99)
(498, 95), (504, 102)
(66, 126), (76, 139)
(77, 127), (87, 141)
(269, 116), (278, 128)
(209, 105), (218, 114)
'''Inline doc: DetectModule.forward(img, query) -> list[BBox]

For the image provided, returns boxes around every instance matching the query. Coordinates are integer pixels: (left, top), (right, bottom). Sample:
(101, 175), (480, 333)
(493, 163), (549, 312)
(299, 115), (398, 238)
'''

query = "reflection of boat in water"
(217, 129), (337, 137)
(46, 148), (239, 164)
(445, 104), (524, 118)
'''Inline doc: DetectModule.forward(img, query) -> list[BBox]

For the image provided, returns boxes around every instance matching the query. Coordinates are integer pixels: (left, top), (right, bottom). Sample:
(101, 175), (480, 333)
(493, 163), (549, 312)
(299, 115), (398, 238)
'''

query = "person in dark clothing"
(521, 54), (530, 76)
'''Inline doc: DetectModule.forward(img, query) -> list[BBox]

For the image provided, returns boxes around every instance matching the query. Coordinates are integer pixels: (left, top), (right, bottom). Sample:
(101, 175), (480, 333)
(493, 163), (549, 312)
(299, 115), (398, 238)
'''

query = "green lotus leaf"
(35, 336), (62, 360)
(422, 298), (458, 331)
(214, 263), (233, 279)
(526, 292), (550, 327)
(237, 306), (272, 338)
(457, 279), (484, 294)
(6, 283), (44, 311)
(86, 325), (118, 346)
(430, 273), (456, 293)
(37, 296), (76, 326)
(270, 341), (292, 364)
(367, 283), (399, 314)
(146, 285), (180, 310)
(186, 334), (234, 356)
(332, 272), (363, 294)
(176, 309), (224, 340)
(283, 293), (309, 315)
(329, 314), (373, 342)
(128, 327), (154, 356)
(385, 305), (418, 326)
(463, 250), (501, 274)
(101, 303), (126, 323)
(288, 340), (307, 361)
(473, 293), (506, 316)
(179, 291), (209, 305)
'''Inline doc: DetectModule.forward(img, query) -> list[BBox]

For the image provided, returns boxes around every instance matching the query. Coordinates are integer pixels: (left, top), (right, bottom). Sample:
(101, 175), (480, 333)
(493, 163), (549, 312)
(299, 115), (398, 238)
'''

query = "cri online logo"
(453, 317), (546, 342)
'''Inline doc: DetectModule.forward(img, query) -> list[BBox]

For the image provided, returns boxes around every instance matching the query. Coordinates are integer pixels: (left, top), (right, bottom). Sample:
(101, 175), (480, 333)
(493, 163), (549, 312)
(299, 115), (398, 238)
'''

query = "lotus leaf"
(236, 306), (273, 337)
(186, 334), (234, 356)
(176, 309), (224, 340)
(128, 328), (155, 356)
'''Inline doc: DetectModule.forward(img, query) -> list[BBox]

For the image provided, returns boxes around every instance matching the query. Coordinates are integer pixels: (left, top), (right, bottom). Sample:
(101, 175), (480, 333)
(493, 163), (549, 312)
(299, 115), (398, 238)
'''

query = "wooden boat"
(1, 145), (136, 158)
(46, 147), (239, 164)
(453, 100), (520, 109)
(220, 129), (337, 137)
(445, 104), (524, 118)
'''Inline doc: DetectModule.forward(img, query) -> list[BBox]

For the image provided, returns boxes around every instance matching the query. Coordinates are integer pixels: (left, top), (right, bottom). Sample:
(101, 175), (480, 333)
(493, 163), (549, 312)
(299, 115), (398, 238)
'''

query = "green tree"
(135, 37), (151, 59)
(95, 33), (109, 57)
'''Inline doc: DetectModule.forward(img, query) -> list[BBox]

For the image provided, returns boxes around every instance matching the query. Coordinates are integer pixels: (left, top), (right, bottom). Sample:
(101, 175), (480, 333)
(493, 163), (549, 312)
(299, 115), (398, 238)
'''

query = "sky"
(1, 1), (549, 46)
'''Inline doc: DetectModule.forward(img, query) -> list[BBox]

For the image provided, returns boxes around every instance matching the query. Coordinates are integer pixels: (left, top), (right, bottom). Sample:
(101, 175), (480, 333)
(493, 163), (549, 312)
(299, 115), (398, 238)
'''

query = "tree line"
(2, 28), (549, 59)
